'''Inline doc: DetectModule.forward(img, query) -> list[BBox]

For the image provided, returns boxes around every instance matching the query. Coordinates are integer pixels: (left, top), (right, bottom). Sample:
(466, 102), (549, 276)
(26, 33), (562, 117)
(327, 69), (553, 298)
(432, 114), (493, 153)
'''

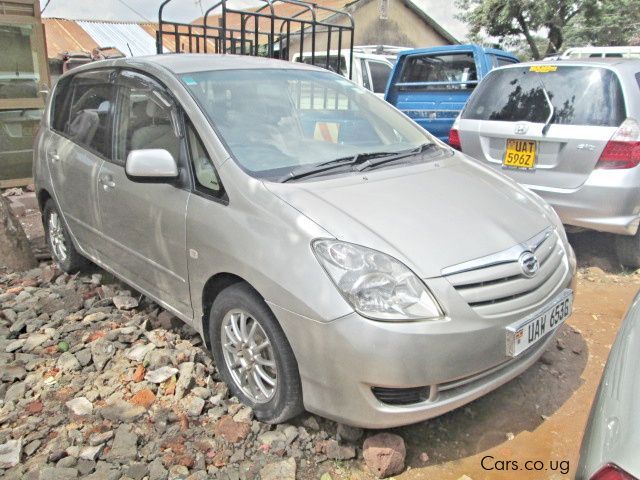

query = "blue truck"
(385, 44), (519, 143)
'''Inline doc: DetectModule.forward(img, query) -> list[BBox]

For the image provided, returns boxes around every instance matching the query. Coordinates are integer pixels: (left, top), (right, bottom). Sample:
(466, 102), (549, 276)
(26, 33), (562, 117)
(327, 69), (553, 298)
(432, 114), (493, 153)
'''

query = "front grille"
(372, 386), (430, 405)
(444, 228), (568, 317)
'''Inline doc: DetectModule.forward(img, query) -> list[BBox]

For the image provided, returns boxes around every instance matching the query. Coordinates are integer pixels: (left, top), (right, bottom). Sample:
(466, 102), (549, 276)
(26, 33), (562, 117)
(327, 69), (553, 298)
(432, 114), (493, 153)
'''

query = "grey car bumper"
(526, 168), (640, 236)
(269, 301), (565, 429)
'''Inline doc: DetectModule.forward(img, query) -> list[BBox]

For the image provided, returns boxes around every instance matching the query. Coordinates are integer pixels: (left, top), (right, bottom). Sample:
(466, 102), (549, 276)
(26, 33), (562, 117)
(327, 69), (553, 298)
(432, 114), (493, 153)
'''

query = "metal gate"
(156, 0), (355, 79)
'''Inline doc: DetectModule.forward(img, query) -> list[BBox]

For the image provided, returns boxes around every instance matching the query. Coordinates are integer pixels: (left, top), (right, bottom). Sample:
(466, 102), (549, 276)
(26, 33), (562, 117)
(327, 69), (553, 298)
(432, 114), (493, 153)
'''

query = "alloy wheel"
(220, 308), (278, 403)
(48, 211), (68, 264)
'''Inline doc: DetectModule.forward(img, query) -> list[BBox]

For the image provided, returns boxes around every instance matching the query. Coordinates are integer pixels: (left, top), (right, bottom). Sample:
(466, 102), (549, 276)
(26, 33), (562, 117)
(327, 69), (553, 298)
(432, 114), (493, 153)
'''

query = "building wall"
(286, 0), (450, 58)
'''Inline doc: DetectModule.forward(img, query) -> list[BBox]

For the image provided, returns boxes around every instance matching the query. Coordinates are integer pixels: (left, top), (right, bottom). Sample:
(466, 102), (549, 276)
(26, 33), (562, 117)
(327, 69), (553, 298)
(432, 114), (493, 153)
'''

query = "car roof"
(494, 58), (640, 73)
(396, 44), (517, 60)
(103, 53), (325, 75)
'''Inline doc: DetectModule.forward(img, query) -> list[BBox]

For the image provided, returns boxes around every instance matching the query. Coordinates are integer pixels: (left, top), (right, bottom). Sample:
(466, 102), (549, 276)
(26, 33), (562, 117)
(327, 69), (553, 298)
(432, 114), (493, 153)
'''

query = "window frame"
(111, 69), (182, 167)
(366, 59), (392, 94)
(49, 68), (118, 161)
(396, 50), (480, 92)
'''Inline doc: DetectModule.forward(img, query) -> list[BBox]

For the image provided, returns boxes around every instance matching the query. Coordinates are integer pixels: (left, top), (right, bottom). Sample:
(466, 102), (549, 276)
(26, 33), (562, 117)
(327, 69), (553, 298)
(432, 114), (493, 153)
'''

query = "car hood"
(265, 155), (552, 278)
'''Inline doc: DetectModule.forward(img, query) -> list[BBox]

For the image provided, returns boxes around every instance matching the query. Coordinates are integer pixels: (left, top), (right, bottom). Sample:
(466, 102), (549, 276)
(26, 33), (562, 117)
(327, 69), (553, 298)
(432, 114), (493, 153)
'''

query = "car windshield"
(461, 65), (625, 127)
(181, 68), (434, 181)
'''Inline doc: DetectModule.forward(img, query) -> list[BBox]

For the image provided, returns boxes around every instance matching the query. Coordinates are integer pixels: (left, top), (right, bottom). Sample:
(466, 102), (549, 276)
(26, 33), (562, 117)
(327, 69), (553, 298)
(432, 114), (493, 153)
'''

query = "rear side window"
(398, 52), (477, 91)
(62, 70), (116, 157)
(462, 66), (625, 127)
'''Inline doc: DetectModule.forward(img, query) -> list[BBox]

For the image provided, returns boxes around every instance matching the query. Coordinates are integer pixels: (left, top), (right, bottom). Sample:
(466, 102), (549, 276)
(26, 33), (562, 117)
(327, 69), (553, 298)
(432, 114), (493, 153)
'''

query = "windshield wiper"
(354, 143), (444, 172)
(280, 149), (417, 183)
(538, 79), (555, 136)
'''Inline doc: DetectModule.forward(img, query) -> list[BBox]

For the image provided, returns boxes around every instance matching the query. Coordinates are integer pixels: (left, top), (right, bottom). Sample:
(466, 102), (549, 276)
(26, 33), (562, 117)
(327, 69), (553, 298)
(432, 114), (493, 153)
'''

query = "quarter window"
(65, 70), (115, 158)
(186, 123), (223, 196)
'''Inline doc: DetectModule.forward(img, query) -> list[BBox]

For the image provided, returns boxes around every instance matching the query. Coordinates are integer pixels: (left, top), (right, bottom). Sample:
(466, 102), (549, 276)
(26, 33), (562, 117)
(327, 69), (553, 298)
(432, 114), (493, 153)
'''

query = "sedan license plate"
(506, 290), (573, 357)
(502, 139), (537, 170)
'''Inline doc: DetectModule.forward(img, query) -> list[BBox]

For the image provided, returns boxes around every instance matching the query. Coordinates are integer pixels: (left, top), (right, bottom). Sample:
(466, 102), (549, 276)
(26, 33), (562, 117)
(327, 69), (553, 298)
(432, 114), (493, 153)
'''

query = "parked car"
(577, 290), (640, 480)
(451, 59), (640, 267)
(292, 49), (395, 97)
(35, 54), (576, 428)
(560, 46), (640, 60)
(385, 44), (519, 142)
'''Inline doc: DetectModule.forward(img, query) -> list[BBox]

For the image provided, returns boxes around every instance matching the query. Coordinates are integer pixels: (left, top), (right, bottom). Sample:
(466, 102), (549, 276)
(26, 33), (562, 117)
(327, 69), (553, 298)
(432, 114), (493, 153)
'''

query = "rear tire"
(43, 200), (87, 273)
(616, 231), (640, 268)
(209, 282), (303, 424)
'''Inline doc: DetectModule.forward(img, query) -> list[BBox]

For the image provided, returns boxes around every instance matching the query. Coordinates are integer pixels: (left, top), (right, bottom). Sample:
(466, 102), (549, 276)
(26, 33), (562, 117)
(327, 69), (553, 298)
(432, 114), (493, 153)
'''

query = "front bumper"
(526, 168), (640, 236)
(269, 272), (573, 428)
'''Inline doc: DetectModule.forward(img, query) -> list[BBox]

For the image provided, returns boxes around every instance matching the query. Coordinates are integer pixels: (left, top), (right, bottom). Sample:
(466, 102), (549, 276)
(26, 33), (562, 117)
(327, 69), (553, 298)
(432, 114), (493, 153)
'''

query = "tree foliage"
(456, 0), (638, 59)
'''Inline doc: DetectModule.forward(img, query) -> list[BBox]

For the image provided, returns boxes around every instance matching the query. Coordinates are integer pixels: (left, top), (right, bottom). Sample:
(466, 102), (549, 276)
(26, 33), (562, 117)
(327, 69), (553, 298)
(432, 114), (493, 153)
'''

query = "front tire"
(43, 200), (87, 273)
(616, 230), (640, 269)
(209, 282), (303, 424)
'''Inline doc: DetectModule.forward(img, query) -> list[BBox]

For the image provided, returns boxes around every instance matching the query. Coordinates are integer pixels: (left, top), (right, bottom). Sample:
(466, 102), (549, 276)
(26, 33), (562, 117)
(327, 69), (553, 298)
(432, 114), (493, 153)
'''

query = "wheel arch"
(37, 188), (52, 213)
(201, 272), (257, 350)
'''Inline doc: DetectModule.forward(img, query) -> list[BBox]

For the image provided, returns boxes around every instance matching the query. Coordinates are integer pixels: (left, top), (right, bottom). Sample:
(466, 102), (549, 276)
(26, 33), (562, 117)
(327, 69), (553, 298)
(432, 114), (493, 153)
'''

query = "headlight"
(312, 239), (443, 321)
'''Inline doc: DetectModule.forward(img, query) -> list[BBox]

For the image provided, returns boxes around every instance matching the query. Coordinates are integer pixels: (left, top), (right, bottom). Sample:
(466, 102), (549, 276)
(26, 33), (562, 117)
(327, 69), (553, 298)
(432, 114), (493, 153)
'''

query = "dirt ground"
(12, 206), (640, 480)
(328, 231), (640, 480)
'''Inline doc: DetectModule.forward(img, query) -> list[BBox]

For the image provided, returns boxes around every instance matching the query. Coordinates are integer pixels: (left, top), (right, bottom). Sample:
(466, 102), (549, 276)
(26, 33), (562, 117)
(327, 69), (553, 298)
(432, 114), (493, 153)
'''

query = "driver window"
(115, 71), (180, 165)
(187, 122), (223, 196)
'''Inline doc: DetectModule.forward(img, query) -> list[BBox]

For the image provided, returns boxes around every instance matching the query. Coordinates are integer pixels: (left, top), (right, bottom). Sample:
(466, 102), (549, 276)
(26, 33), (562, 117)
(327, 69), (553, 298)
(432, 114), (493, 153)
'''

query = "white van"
(292, 49), (395, 97)
(560, 46), (640, 59)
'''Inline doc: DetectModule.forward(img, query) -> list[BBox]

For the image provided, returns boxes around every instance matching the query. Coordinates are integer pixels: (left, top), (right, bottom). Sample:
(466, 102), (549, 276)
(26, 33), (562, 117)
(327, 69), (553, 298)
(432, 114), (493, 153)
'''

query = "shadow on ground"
(394, 323), (588, 468)
(568, 230), (627, 274)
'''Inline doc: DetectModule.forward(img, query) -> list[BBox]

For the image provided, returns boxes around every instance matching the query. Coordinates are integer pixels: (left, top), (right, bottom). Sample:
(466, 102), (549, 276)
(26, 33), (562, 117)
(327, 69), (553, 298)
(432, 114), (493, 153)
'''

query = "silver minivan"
(451, 59), (640, 267)
(34, 54), (576, 428)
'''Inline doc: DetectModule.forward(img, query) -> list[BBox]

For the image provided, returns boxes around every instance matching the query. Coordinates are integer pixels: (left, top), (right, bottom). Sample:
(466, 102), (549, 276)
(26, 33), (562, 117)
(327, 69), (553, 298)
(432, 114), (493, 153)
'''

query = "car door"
(365, 59), (393, 98)
(45, 69), (116, 258)
(96, 69), (192, 318)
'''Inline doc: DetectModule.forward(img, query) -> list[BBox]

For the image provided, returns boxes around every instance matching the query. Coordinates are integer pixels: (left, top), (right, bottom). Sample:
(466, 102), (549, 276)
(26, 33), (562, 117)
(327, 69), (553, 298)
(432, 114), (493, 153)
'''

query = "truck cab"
(385, 44), (518, 142)
(292, 49), (395, 98)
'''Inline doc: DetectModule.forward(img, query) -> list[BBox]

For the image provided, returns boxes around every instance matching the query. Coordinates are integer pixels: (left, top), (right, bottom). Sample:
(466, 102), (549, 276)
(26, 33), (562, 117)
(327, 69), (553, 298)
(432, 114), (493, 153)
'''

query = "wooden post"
(0, 195), (37, 271)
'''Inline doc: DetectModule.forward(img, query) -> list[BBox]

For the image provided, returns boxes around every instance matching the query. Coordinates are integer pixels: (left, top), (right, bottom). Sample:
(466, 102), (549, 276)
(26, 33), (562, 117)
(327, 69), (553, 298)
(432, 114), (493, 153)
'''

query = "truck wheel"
(43, 200), (87, 273)
(616, 231), (640, 269)
(209, 282), (303, 424)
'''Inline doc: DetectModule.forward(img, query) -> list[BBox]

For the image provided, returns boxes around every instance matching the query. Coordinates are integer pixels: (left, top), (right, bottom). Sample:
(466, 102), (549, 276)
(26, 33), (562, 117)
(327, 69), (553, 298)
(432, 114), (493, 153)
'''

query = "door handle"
(49, 152), (60, 164)
(99, 176), (116, 190)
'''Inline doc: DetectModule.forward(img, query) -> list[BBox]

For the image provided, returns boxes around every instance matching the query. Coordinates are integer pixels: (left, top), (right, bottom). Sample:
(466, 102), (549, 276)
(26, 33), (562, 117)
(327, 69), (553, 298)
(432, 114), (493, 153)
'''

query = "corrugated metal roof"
(76, 21), (166, 56)
(44, 18), (100, 55)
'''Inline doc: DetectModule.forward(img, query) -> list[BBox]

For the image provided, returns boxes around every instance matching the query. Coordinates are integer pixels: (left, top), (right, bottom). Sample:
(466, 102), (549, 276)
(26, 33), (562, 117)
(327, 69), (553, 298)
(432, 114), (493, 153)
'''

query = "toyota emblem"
(519, 251), (539, 278)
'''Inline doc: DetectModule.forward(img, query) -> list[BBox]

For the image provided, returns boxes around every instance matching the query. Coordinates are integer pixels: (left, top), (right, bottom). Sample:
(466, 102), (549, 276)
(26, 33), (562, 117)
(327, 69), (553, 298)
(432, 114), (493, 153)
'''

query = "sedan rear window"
(462, 66), (625, 127)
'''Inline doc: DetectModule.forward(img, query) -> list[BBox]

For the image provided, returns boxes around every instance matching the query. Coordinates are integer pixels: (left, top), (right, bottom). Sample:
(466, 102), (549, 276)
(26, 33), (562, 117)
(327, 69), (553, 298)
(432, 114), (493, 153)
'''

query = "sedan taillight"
(591, 464), (638, 480)
(448, 128), (461, 150)
(596, 118), (640, 169)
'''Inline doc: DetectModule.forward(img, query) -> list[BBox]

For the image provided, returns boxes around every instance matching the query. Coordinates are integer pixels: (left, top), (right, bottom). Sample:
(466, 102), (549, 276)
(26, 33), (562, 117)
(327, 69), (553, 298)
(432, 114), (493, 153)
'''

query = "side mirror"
(125, 149), (179, 182)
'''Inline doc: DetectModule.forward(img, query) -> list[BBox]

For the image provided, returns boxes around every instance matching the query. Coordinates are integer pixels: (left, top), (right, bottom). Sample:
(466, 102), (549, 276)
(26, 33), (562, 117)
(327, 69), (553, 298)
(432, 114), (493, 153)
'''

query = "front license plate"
(506, 289), (573, 357)
(502, 139), (537, 170)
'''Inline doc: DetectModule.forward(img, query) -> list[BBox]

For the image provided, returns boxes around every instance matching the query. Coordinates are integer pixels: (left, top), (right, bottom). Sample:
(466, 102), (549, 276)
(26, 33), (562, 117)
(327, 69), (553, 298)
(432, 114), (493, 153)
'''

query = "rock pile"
(0, 264), (406, 479)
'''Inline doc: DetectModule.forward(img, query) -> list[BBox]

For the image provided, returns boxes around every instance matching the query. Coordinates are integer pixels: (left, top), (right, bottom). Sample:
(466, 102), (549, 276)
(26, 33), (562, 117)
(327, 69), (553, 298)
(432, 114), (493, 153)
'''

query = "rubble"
(0, 264), (395, 479)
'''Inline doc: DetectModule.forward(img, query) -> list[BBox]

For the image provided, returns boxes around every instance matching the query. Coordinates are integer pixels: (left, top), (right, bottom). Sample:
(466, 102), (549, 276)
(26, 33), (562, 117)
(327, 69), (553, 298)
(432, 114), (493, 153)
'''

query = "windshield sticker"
(183, 76), (198, 86)
(529, 65), (558, 73)
(314, 122), (340, 143)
